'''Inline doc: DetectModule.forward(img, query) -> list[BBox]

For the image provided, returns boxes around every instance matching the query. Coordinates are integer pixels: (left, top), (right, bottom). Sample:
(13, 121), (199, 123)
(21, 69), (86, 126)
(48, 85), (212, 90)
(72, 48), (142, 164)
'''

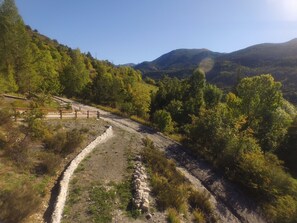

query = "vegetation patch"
(142, 138), (216, 223)
(88, 184), (115, 223)
(0, 97), (97, 222)
(87, 180), (135, 223)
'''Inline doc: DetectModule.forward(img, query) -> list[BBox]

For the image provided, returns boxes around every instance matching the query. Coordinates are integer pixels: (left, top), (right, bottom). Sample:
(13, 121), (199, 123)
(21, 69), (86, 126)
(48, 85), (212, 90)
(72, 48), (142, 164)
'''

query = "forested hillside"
(1, 0), (297, 223)
(0, 0), (153, 119)
(150, 71), (297, 222)
(135, 39), (297, 103)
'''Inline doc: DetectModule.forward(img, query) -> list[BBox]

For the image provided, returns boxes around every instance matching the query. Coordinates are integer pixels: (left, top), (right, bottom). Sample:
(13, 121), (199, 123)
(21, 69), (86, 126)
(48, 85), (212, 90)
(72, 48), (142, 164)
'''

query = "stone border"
(132, 156), (150, 213)
(51, 126), (113, 223)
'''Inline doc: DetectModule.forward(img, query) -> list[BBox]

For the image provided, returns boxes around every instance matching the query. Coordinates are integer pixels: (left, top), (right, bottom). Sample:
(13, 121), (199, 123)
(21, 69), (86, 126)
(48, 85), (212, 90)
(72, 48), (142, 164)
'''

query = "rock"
(142, 201), (149, 212)
(135, 155), (142, 161)
(142, 187), (151, 192)
(146, 213), (153, 220)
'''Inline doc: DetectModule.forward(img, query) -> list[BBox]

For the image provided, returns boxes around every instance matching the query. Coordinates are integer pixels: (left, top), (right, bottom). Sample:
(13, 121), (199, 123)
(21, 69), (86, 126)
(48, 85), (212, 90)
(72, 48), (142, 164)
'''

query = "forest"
(1, 0), (297, 222)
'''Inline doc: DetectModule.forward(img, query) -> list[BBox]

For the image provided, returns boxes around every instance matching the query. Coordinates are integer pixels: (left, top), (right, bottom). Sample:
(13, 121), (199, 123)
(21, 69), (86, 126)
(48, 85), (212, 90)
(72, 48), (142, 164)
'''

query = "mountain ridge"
(134, 38), (297, 103)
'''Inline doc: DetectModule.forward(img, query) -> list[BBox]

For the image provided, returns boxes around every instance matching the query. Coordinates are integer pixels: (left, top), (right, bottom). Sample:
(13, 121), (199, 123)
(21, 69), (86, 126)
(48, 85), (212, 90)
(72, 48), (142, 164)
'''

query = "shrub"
(5, 138), (31, 168)
(167, 208), (180, 223)
(151, 174), (188, 211)
(35, 152), (61, 176)
(0, 108), (12, 125)
(62, 129), (84, 155)
(153, 109), (174, 133)
(193, 209), (206, 223)
(263, 195), (297, 223)
(28, 118), (50, 139)
(188, 189), (212, 216)
(44, 130), (67, 153)
(142, 141), (215, 221)
(0, 182), (41, 223)
(44, 129), (84, 155)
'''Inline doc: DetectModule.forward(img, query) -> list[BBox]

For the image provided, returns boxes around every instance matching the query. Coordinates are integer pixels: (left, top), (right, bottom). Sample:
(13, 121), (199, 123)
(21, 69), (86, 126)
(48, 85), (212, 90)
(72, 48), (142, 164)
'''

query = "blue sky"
(15, 0), (297, 64)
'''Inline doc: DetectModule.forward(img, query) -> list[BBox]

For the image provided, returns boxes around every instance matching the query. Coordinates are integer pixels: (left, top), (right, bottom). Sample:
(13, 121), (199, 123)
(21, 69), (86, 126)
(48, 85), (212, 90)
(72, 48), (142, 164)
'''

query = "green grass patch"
(94, 104), (124, 116)
(88, 184), (116, 223)
(167, 208), (181, 223)
(88, 179), (137, 222)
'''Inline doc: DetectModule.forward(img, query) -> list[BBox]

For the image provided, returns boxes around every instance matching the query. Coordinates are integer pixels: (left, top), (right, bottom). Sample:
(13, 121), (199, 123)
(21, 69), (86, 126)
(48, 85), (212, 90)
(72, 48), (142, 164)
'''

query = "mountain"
(118, 63), (136, 67)
(135, 39), (297, 103)
(135, 49), (223, 79)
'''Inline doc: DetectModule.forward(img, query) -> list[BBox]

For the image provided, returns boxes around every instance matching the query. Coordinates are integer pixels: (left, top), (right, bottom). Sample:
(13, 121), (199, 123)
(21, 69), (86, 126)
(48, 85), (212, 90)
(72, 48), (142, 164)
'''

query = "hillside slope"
(135, 39), (297, 103)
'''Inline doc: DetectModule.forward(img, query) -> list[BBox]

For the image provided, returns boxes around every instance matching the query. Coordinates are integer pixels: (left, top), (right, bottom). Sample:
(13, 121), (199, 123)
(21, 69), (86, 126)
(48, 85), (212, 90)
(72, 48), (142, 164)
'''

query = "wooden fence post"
(59, 110), (62, 119)
(97, 111), (100, 119)
(14, 109), (17, 122)
(87, 110), (89, 119)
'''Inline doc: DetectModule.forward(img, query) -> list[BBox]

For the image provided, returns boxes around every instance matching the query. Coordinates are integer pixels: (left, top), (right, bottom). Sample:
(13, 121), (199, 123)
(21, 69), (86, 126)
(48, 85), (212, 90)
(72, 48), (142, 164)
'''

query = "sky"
(15, 0), (297, 65)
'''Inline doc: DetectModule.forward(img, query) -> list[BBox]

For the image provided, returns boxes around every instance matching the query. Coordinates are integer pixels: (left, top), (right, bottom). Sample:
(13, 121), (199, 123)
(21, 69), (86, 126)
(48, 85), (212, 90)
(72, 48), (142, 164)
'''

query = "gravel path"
(54, 97), (267, 223)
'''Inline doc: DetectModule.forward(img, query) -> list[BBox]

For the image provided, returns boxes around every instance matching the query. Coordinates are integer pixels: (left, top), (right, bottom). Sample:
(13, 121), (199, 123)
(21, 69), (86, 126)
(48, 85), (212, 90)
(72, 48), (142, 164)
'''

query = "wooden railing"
(13, 108), (100, 121)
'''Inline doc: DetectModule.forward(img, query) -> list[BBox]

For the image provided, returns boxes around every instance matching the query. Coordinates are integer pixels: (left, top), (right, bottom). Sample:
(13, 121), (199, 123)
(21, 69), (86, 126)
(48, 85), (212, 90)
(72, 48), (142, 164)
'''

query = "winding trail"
(53, 97), (266, 223)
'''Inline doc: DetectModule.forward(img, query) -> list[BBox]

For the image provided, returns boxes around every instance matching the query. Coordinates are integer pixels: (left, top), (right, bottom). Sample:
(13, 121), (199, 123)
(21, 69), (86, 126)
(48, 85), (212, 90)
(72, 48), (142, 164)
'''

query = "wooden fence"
(13, 108), (100, 121)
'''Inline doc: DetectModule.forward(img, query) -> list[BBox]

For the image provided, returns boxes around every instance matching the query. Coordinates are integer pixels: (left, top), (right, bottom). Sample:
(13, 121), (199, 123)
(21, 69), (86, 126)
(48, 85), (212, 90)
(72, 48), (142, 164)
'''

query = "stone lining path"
(51, 126), (113, 223)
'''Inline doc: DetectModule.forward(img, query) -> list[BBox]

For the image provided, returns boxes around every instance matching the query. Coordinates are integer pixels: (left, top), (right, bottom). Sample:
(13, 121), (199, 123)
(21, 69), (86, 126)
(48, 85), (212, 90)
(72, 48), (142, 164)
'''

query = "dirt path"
(54, 97), (266, 223)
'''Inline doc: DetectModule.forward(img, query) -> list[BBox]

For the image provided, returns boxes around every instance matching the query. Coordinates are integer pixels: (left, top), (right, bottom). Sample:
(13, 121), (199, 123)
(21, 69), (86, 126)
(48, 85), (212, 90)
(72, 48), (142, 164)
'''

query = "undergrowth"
(142, 138), (216, 223)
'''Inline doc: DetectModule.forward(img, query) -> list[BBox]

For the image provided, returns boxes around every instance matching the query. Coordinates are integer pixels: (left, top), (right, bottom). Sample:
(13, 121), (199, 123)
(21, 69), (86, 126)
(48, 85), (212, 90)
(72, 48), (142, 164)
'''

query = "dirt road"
(54, 97), (266, 223)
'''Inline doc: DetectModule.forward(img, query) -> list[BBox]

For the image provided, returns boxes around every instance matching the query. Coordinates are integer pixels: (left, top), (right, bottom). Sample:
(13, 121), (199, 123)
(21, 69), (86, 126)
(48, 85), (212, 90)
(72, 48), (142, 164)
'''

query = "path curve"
(51, 126), (113, 223)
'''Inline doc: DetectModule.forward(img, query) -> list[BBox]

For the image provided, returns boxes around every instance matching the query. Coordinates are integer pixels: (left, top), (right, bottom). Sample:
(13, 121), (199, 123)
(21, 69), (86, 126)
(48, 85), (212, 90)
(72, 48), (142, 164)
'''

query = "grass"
(193, 209), (206, 223)
(167, 208), (181, 223)
(67, 185), (82, 207)
(88, 184), (115, 223)
(94, 104), (123, 116)
(87, 180), (137, 222)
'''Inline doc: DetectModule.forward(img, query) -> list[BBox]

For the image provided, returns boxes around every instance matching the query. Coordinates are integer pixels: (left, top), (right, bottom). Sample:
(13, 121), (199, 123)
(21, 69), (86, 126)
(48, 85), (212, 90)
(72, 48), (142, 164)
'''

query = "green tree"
(236, 74), (292, 151)
(153, 109), (174, 133)
(183, 69), (206, 117)
(203, 84), (222, 108)
(0, 0), (36, 93)
(60, 49), (90, 97)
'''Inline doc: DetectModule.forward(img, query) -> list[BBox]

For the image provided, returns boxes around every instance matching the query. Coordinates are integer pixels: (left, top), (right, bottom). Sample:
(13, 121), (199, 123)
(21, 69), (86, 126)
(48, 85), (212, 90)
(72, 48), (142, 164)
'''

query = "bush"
(63, 129), (84, 155)
(0, 108), (12, 125)
(5, 138), (31, 168)
(167, 208), (180, 223)
(35, 152), (61, 176)
(193, 209), (206, 223)
(44, 129), (84, 155)
(0, 182), (41, 223)
(153, 109), (174, 133)
(142, 141), (215, 221)
(188, 189), (212, 216)
(44, 130), (67, 153)
(28, 118), (50, 139)
(263, 195), (297, 223)
(151, 174), (188, 211)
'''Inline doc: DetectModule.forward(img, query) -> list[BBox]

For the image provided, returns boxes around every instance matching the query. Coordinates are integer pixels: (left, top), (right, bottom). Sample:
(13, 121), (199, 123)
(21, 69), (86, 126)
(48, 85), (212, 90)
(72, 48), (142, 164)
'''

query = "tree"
(236, 74), (292, 151)
(0, 0), (35, 93)
(60, 49), (90, 97)
(183, 69), (206, 117)
(203, 84), (222, 108)
(153, 109), (174, 133)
